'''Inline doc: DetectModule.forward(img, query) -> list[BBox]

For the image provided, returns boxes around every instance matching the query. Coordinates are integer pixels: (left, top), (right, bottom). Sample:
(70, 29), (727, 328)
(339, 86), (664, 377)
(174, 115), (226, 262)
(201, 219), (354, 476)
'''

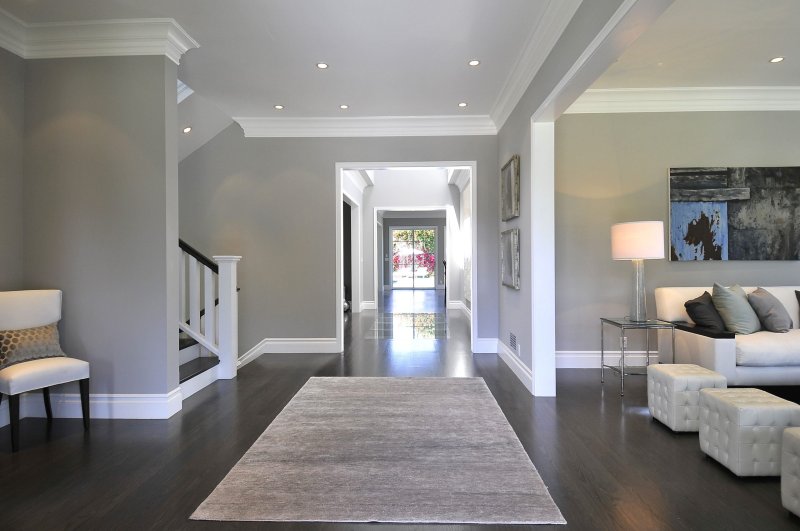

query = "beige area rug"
(191, 377), (565, 525)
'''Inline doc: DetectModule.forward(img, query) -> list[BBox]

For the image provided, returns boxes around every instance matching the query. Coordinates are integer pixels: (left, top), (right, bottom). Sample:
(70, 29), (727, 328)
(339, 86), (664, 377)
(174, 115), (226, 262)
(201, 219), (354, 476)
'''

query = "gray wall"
(24, 56), (179, 394)
(497, 0), (625, 369)
(555, 111), (800, 352)
(0, 47), (24, 290)
(179, 126), (498, 352)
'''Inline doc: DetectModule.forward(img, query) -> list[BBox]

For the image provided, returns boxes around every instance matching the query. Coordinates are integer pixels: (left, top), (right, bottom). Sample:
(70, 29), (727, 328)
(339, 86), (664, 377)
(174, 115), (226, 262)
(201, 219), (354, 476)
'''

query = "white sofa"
(655, 286), (800, 386)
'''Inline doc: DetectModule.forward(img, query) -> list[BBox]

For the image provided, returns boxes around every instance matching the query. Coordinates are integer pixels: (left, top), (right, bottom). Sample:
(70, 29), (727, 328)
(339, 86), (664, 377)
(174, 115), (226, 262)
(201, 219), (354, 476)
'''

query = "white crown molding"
(565, 87), (800, 114)
(447, 168), (471, 191)
(234, 115), (497, 138)
(177, 79), (194, 103)
(0, 8), (25, 56)
(358, 170), (375, 186)
(0, 8), (198, 64)
(489, 0), (582, 130)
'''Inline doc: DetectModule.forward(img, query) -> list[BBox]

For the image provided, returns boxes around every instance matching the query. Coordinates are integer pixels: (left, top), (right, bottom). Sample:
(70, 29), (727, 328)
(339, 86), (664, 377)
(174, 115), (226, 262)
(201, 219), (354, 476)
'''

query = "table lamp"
(611, 221), (665, 322)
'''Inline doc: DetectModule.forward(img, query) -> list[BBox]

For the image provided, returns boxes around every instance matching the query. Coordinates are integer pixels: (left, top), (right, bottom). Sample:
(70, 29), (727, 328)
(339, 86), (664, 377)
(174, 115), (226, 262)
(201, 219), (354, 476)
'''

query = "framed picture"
(668, 166), (800, 261)
(500, 228), (520, 290)
(501, 155), (520, 221)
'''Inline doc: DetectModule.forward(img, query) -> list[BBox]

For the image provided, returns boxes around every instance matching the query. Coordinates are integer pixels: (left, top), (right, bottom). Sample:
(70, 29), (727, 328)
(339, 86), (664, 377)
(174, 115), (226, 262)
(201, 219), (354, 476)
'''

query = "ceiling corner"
(489, 0), (583, 130)
(0, 7), (27, 57)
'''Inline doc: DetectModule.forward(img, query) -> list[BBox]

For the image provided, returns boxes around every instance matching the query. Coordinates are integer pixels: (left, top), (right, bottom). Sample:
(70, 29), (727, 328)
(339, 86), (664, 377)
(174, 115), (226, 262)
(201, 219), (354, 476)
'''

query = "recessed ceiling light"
(316, 62), (329, 69)
(274, 104), (284, 110)
(182, 126), (192, 134)
(468, 60), (480, 66)
(770, 56), (785, 63)
(458, 102), (468, 108)
(339, 104), (349, 109)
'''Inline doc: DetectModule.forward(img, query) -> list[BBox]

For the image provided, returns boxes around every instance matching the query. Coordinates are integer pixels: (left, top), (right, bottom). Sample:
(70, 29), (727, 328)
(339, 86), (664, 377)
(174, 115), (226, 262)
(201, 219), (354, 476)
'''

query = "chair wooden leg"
(79, 378), (90, 431)
(42, 387), (53, 420)
(9, 394), (20, 452)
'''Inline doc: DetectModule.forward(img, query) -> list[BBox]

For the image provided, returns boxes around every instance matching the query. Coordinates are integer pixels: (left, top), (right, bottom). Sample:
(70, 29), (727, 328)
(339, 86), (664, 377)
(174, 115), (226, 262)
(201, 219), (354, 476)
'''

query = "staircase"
(178, 239), (240, 397)
(178, 334), (219, 383)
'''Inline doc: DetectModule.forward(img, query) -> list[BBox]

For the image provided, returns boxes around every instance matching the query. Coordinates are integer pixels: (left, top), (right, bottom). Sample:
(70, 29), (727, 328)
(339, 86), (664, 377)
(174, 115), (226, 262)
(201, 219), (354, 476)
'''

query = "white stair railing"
(178, 240), (241, 380)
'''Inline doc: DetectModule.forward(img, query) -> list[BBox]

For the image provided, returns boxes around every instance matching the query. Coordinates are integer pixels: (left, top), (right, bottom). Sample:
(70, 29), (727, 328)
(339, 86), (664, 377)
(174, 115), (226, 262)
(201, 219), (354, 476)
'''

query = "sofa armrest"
(673, 328), (737, 383)
(673, 322), (735, 340)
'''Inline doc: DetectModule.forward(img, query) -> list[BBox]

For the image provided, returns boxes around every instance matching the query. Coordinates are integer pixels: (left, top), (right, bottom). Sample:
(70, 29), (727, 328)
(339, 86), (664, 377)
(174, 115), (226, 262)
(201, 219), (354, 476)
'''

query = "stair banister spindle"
(179, 249), (187, 324)
(188, 256), (201, 335)
(203, 266), (216, 342)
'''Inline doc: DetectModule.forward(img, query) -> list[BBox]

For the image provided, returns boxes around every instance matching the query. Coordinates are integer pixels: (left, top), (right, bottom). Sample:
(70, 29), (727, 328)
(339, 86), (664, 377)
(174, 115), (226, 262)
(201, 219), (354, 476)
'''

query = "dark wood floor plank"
(1, 290), (798, 530)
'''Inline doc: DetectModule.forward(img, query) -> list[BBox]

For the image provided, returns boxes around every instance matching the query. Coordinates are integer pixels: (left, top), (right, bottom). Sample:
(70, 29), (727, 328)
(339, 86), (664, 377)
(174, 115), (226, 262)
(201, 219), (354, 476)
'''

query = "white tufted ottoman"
(699, 388), (800, 476)
(647, 364), (727, 432)
(782, 427), (800, 516)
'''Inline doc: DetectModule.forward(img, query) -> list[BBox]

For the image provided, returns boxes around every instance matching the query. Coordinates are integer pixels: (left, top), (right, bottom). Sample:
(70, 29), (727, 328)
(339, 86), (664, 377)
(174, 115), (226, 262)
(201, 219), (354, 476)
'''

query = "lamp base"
(630, 259), (647, 322)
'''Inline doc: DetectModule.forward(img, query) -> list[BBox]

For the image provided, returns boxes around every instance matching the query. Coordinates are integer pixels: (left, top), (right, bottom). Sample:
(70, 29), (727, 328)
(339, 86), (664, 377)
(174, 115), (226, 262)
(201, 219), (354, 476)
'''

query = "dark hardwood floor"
(1, 290), (798, 530)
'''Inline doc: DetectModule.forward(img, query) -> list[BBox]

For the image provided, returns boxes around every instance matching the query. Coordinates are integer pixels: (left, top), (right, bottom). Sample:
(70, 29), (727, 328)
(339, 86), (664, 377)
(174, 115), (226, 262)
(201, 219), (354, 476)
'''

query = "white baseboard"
(238, 338), (270, 368)
(238, 337), (341, 368)
(0, 388), (183, 427)
(447, 300), (471, 318)
(472, 337), (498, 353)
(179, 367), (219, 400)
(556, 350), (660, 368)
(361, 301), (376, 311)
(497, 341), (534, 394)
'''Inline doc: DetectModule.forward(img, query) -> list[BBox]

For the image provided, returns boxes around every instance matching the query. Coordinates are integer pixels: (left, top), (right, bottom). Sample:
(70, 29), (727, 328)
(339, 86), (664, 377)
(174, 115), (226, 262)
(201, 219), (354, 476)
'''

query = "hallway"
(344, 289), (473, 377)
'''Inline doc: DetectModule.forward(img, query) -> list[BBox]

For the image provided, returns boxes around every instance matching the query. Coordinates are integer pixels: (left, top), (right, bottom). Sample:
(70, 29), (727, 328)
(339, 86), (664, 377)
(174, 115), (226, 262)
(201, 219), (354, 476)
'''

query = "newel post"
(214, 255), (241, 379)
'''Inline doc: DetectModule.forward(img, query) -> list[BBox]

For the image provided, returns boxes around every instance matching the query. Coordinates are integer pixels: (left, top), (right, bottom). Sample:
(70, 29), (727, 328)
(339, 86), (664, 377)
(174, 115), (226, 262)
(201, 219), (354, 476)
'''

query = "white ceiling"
(592, 0), (800, 89)
(0, 0), (563, 121)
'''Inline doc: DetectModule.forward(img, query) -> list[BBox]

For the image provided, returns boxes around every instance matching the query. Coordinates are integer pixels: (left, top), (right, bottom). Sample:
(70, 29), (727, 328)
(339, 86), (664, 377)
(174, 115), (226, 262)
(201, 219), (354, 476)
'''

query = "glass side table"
(600, 317), (675, 396)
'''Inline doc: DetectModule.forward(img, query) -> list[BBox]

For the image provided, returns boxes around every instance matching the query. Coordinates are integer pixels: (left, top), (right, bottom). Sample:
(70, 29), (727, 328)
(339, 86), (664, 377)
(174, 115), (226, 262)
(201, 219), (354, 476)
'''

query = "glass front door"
(391, 228), (436, 289)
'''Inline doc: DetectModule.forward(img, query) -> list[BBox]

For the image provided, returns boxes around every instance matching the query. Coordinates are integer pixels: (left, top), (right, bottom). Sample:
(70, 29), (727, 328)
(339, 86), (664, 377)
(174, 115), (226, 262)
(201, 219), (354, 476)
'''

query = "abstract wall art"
(501, 155), (520, 221)
(669, 167), (800, 261)
(500, 228), (520, 289)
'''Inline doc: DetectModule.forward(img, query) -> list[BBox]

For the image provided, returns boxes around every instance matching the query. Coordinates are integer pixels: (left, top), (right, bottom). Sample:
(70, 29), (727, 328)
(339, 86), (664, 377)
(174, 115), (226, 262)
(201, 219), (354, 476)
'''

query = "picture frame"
(500, 228), (520, 290)
(668, 166), (800, 261)
(501, 154), (520, 221)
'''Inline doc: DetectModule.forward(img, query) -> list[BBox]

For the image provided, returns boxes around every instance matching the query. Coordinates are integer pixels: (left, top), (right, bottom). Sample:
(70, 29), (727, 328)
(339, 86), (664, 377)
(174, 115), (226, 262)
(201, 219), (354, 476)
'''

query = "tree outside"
(392, 228), (436, 287)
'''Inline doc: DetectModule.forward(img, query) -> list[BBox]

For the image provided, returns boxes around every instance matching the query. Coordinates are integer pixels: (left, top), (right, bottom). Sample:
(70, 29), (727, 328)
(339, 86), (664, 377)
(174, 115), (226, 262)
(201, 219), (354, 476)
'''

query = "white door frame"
(335, 161), (477, 353)
(341, 191), (362, 314)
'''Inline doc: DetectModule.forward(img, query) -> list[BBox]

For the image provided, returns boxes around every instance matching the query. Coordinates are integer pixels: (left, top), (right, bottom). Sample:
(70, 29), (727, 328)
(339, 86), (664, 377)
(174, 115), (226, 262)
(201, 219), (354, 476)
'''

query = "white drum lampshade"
(611, 221), (665, 321)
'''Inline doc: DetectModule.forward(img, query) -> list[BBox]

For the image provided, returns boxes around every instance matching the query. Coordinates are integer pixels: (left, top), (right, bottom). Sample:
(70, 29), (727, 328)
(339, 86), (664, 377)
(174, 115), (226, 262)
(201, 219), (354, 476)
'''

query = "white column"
(214, 255), (241, 379)
(531, 120), (556, 396)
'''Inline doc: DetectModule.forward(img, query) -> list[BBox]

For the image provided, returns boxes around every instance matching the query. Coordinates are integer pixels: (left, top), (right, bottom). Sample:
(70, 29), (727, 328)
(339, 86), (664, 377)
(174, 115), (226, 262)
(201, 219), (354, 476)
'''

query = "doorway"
(391, 227), (437, 289)
(335, 161), (478, 353)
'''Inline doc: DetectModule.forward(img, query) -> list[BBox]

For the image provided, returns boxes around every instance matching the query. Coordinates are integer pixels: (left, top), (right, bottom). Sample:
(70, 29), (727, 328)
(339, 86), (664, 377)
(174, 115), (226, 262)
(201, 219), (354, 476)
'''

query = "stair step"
(179, 356), (219, 383)
(179, 336), (198, 350)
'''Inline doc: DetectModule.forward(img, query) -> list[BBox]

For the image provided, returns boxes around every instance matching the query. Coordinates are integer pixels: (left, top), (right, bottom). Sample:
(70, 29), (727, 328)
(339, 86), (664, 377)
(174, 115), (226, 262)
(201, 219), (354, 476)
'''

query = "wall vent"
(509, 332), (517, 352)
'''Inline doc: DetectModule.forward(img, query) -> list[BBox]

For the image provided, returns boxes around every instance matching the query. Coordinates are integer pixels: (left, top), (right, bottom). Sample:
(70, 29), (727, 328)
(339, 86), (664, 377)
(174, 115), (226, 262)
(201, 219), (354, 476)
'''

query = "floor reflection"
(368, 313), (448, 339)
(344, 289), (474, 378)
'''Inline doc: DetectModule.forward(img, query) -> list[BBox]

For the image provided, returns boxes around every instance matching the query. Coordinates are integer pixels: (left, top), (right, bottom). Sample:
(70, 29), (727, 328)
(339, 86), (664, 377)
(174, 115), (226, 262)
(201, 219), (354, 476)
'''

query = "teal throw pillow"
(711, 283), (761, 334)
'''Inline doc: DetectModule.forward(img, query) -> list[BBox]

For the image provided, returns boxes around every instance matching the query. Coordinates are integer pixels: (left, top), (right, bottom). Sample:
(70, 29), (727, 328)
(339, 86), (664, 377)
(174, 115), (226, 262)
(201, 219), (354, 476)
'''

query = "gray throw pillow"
(711, 283), (761, 334)
(748, 287), (793, 332)
(0, 322), (66, 369)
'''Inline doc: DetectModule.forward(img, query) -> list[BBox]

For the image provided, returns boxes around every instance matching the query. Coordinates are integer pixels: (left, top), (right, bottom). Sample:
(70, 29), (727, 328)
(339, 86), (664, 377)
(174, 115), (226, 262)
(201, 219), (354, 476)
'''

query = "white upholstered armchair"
(0, 290), (90, 452)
